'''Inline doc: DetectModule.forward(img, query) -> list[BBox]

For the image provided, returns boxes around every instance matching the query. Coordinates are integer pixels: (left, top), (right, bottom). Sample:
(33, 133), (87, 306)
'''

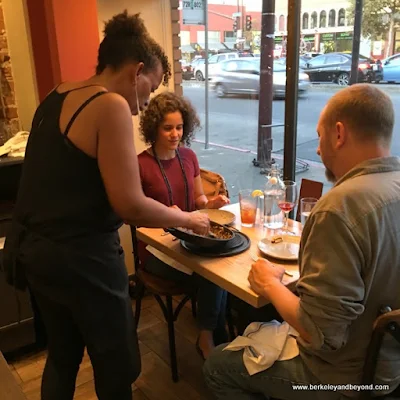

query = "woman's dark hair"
(140, 92), (200, 146)
(96, 10), (171, 85)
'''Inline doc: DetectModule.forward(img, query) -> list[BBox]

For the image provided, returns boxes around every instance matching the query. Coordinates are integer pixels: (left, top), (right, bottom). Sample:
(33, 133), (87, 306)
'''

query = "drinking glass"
(300, 197), (318, 225)
(239, 189), (257, 227)
(277, 181), (298, 233)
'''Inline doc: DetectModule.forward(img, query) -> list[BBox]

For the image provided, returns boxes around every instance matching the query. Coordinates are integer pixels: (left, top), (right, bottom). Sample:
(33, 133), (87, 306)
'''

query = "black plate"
(167, 221), (234, 248)
(181, 231), (250, 257)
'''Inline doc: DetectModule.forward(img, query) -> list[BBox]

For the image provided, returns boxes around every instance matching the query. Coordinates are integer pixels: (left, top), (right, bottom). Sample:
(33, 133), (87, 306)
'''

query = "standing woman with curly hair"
(3, 11), (210, 400)
(138, 92), (230, 359)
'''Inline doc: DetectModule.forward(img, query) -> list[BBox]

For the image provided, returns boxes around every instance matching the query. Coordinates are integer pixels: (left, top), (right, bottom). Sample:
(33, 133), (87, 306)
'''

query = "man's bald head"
(322, 84), (394, 146)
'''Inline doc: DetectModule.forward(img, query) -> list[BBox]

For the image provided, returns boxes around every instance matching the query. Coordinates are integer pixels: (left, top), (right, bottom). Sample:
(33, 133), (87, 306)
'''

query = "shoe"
(195, 337), (205, 361)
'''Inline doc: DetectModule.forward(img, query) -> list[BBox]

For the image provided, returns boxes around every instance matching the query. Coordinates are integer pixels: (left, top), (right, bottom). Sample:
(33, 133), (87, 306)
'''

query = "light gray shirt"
(297, 157), (400, 396)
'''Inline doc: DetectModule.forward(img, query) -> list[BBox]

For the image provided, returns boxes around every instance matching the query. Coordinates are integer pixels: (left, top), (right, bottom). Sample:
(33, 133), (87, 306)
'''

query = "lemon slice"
(252, 189), (263, 197)
(269, 177), (278, 184)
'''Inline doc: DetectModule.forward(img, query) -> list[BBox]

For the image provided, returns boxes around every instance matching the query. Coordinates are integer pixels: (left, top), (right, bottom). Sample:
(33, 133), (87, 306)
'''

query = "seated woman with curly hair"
(137, 91), (229, 359)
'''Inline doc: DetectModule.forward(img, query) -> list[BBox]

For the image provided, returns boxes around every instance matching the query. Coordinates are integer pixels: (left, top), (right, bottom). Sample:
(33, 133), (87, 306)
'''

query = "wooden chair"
(131, 169), (231, 382)
(295, 178), (324, 222)
(130, 226), (195, 383)
(359, 307), (400, 400)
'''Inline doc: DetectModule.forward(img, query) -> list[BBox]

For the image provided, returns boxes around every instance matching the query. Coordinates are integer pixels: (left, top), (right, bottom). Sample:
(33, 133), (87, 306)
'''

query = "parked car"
(303, 53), (381, 85)
(180, 60), (194, 80)
(193, 52), (254, 81)
(276, 56), (310, 69)
(210, 59), (310, 99)
(302, 52), (323, 59)
(381, 53), (400, 83)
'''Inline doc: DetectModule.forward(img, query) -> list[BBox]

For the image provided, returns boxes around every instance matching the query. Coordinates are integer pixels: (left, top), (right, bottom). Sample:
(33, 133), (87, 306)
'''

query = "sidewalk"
(192, 140), (332, 203)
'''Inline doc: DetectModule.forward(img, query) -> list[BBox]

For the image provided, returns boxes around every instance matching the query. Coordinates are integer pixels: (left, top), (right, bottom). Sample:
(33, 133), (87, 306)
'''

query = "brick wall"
(170, 0), (183, 96)
(0, 2), (20, 145)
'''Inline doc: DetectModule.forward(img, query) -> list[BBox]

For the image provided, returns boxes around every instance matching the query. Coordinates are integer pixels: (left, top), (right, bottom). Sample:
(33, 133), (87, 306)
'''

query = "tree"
(348, 0), (400, 57)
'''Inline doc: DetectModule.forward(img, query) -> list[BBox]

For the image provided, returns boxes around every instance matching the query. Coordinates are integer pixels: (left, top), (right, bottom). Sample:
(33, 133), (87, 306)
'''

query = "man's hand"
(248, 258), (285, 298)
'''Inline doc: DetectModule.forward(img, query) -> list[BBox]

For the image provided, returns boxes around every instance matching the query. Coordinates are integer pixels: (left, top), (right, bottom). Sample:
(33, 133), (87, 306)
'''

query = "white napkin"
(146, 245), (193, 275)
(0, 131), (29, 157)
(223, 320), (299, 375)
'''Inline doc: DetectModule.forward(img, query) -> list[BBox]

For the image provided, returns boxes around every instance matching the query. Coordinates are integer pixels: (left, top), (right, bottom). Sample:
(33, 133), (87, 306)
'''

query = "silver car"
(210, 59), (310, 98)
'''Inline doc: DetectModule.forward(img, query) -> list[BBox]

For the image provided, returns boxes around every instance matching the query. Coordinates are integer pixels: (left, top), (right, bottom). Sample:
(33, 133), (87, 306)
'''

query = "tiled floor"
(8, 295), (212, 400)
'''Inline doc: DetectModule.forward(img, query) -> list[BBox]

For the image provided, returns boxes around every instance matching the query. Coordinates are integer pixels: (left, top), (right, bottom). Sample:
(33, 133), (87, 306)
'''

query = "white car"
(194, 52), (254, 81)
(210, 59), (310, 99)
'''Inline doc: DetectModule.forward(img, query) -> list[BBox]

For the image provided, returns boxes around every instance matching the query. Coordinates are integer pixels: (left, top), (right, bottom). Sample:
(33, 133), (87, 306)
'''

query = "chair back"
(296, 178), (323, 222)
(360, 307), (400, 400)
(200, 169), (229, 200)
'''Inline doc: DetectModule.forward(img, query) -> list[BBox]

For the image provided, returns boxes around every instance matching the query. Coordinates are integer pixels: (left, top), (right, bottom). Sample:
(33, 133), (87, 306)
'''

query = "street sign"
(232, 12), (242, 18)
(182, 0), (205, 25)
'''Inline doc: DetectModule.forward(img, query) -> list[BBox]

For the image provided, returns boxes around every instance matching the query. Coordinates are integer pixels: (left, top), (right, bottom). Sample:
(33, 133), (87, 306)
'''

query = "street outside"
(182, 81), (400, 164)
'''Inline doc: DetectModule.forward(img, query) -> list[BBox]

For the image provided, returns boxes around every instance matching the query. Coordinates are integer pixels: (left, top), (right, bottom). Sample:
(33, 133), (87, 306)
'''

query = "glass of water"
(300, 197), (318, 225)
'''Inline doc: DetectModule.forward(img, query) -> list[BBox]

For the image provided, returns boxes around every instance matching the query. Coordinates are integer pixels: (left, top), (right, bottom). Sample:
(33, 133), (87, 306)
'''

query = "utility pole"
(256, 0), (275, 170)
(349, 0), (363, 85)
(283, 0), (301, 181)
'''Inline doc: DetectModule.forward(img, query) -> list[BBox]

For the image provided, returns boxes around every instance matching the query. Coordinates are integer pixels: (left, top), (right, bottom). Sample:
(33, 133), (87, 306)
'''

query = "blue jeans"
(145, 255), (227, 339)
(203, 345), (346, 400)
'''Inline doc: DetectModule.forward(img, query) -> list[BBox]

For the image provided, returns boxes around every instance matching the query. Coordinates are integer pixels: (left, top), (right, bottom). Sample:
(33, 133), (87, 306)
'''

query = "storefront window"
(319, 11), (326, 28)
(338, 9), (346, 27)
(302, 13), (309, 30)
(328, 9), (336, 27)
(310, 12), (318, 29)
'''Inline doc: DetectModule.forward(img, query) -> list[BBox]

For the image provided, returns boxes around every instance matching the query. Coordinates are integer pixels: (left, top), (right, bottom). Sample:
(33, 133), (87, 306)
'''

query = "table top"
(136, 203), (302, 308)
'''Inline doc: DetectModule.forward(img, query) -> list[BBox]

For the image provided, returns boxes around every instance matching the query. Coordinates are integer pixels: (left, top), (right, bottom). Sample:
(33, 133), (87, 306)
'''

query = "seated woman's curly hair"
(140, 92), (201, 147)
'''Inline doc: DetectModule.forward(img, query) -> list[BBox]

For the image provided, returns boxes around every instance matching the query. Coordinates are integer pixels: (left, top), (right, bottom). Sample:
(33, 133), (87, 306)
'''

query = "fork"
(250, 254), (294, 277)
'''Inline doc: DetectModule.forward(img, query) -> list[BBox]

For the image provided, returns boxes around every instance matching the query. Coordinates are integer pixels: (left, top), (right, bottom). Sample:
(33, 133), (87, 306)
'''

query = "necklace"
(152, 146), (190, 212)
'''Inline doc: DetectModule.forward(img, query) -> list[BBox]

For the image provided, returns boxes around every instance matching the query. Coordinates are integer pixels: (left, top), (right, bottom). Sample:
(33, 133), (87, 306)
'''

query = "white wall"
(97, 0), (175, 274)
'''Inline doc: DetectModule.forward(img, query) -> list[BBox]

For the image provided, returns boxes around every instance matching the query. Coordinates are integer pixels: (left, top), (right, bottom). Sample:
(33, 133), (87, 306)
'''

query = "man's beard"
(325, 167), (336, 183)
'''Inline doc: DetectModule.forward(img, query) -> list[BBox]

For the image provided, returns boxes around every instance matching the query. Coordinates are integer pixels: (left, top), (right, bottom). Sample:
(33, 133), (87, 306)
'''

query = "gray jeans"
(203, 344), (346, 400)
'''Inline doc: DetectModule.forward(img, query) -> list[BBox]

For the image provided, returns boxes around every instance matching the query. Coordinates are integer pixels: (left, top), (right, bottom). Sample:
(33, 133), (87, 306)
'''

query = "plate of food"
(258, 235), (301, 261)
(167, 221), (234, 248)
(198, 209), (236, 226)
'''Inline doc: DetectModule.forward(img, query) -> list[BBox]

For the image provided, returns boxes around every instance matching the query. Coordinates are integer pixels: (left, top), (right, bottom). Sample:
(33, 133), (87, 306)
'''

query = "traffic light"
(233, 17), (238, 32)
(246, 15), (252, 31)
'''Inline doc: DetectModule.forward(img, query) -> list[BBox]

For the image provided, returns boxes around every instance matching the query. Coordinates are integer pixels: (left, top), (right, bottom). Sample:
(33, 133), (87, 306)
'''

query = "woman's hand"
(186, 212), (210, 236)
(208, 195), (230, 209)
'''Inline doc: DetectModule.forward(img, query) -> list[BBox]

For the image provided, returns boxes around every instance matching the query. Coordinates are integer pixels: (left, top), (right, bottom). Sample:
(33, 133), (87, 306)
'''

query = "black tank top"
(13, 86), (123, 241)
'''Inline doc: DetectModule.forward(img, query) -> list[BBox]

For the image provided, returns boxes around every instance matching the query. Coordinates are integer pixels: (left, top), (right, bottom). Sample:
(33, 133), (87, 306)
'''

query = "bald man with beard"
(203, 84), (400, 400)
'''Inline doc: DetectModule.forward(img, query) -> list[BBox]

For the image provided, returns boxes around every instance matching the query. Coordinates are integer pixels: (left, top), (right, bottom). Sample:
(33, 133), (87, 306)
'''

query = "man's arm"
(249, 210), (365, 350)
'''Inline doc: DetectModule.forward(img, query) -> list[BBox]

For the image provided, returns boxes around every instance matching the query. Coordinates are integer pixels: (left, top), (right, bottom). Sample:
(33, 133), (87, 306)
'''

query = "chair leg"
(191, 295), (197, 319)
(166, 295), (179, 382)
(134, 280), (146, 327)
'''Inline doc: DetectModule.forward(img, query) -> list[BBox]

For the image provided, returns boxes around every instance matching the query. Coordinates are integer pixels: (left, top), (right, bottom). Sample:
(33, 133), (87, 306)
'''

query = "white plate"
(258, 235), (301, 261)
(198, 209), (236, 225)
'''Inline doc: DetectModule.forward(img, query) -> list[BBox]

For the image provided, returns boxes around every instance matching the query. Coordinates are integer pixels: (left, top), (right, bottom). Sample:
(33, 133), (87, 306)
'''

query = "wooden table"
(136, 203), (302, 308)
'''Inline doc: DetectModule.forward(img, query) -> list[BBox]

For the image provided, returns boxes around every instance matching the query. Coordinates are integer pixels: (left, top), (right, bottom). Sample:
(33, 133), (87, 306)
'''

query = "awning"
(180, 44), (195, 53)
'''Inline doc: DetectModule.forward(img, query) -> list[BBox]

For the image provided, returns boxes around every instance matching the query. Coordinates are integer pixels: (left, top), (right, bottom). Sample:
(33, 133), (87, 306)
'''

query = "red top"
(137, 147), (200, 265)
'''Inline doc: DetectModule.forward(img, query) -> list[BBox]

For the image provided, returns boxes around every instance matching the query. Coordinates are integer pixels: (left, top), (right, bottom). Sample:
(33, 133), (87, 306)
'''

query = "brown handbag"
(200, 168), (229, 200)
